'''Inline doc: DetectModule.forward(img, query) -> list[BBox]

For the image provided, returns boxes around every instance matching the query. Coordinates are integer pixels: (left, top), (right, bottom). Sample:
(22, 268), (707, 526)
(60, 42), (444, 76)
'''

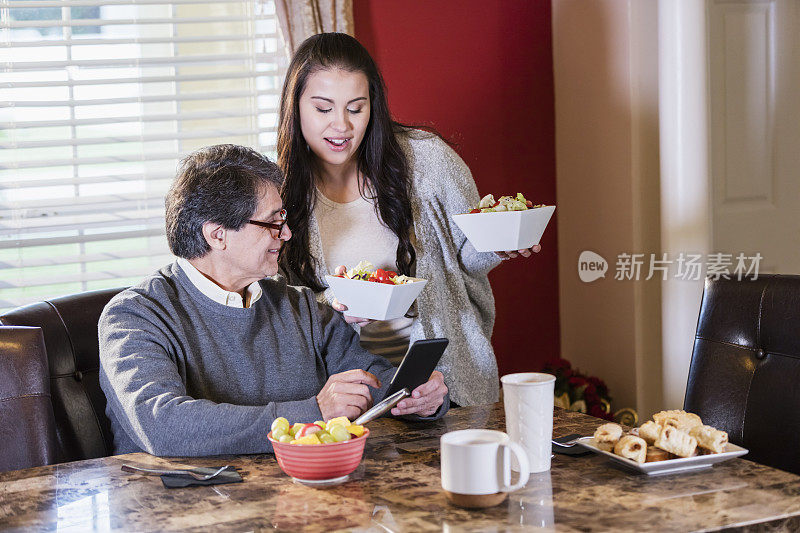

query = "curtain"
(275, 0), (353, 56)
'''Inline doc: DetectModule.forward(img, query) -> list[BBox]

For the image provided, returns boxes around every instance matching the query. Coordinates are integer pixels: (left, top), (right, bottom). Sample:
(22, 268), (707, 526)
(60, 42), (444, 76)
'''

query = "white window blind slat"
(0, 245), (173, 270)
(0, 228), (167, 250)
(0, 0), (287, 312)
(2, 208), (166, 229)
(4, 89), (279, 107)
(1, 33), (277, 48)
(2, 145), (277, 169)
(11, 0), (255, 8)
(0, 172), (174, 189)
(1, 264), (175, 291)
(2, 14), (276, 29)
(2, 127), (277, 149)
(3, 108), (276, 129)
(1, 193), (167, 214)
(5, 53), (282, 71)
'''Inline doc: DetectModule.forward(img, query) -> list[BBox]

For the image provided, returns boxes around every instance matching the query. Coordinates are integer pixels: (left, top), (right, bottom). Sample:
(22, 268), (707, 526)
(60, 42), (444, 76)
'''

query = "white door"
(708, 0), (800, 275)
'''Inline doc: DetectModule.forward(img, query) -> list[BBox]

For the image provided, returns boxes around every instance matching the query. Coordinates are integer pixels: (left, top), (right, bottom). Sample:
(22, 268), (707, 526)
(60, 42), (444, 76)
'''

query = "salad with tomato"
(334, 260), (416, 285)
(469, 193), (546, 213)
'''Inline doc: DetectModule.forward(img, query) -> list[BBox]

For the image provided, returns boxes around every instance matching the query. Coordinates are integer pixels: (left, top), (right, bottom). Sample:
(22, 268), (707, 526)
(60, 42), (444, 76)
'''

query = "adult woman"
(277, 33), (539, 406)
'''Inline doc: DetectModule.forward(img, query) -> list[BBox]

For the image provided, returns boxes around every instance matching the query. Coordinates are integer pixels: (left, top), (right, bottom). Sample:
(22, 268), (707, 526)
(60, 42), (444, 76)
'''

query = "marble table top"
(2, 403), (800, 532)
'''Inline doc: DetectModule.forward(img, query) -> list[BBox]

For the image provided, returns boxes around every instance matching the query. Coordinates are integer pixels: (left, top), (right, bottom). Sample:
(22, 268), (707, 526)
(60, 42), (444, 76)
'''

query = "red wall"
(353, 0), (559, 377)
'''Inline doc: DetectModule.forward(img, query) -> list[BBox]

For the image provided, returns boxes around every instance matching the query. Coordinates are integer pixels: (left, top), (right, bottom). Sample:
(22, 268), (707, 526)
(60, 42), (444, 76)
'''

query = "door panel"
(709, 0), (800, 274)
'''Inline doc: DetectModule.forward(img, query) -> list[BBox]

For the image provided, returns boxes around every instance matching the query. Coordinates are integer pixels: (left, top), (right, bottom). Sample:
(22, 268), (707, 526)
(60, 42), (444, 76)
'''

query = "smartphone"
(384, 338), (449, 399)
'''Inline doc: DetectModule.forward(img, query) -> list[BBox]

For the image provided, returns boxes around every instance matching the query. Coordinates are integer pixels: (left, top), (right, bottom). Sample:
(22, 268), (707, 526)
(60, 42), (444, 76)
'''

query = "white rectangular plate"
(576, 437), (749, 476)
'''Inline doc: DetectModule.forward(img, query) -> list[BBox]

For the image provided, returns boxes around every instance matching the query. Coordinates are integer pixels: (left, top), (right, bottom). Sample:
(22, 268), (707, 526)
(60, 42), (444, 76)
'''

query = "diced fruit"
(292, 434), (321, 445)
(326, 416), (351, 430)
(278, 434), (293, 444)
(346, 424), (365, 437)
(318, 432), (336, 444)
(329, 424), (352, 442)
(289, 423), (304, 437)
(313, 420), (325, 428)
(271, 426), (288, 440)
(296, 423), (323, 438)
(271, 417), (290, 433)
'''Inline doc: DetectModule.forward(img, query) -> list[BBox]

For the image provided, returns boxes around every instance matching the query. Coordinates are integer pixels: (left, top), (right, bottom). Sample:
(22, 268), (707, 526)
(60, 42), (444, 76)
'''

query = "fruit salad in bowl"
(268, 417), (370, 482)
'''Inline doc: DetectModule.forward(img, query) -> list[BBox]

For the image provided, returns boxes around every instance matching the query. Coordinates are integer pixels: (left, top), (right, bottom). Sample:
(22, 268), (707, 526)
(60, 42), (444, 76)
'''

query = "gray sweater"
(98, 262), (442, 456)
(289, 132), (503, 406)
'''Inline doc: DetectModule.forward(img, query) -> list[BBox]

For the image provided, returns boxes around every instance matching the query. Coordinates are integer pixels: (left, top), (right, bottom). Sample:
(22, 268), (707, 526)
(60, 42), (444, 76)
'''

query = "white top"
(177, 257), (263, 308)
(314, 187), (414, 363)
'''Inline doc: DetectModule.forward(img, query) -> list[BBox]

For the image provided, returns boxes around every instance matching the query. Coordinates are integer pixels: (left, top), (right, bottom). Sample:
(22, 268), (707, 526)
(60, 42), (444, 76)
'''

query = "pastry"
(653, 410), (702, 432)
(689, 425), (728, 454)
(596, 441), (615, 452)
(654, 425), (697, 458)
(638, 421), (661, 445)
(645, 446), (670, 462)
(613, 435), (647, 463)
(593, 423), (623, 443)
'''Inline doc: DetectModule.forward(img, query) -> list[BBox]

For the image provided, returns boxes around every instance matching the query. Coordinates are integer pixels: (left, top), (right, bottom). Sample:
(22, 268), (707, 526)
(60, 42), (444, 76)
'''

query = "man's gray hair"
(165, 144), (284, 259)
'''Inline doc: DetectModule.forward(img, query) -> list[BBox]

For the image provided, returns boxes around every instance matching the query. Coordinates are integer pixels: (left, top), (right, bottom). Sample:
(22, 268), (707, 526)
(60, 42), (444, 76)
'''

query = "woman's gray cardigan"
(286, 132), (502, 406)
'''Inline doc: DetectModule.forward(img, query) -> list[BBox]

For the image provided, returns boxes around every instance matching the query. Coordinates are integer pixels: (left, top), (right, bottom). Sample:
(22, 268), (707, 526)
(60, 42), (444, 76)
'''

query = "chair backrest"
(0, 326), (58, 471)
(684, 274), (800, 475)
(0, 287), (125, 464)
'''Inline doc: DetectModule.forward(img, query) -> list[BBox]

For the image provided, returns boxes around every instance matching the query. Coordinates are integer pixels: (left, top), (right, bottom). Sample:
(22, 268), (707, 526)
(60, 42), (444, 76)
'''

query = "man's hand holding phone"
(390, 370), (447, 417)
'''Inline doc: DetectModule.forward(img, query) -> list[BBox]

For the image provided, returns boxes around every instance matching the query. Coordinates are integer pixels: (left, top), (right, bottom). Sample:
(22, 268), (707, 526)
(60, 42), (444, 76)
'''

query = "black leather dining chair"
(684, 274), (800, 475)
(0, 326), (58, 472)
(0, 287), (125, 465)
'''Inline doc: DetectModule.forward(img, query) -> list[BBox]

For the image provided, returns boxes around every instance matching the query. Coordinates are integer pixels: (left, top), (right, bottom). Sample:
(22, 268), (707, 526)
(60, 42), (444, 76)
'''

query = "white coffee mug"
(501, 372), (556, 473)
(440, 429), (530, 508)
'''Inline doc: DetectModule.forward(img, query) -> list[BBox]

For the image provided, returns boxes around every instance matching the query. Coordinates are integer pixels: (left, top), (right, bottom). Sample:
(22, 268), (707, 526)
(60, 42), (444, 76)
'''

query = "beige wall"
(553, 0), (663, 419)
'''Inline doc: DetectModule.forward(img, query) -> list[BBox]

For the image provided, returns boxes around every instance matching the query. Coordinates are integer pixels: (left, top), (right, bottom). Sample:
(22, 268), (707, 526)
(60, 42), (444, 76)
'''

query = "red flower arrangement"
(541, 358), (615, 421)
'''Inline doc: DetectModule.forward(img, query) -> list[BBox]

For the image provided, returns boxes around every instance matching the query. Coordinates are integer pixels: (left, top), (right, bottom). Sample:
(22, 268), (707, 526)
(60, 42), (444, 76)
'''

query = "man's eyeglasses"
(248, 209), (288, 237)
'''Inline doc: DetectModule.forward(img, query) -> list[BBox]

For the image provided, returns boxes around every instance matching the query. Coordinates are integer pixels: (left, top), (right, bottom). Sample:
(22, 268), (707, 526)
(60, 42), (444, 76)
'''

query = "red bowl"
(267, 428), (370, 481)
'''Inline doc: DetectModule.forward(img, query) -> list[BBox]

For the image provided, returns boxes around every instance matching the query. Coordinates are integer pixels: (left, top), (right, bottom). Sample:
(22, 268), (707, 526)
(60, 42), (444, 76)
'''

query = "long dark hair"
(277, 32), (416, 292)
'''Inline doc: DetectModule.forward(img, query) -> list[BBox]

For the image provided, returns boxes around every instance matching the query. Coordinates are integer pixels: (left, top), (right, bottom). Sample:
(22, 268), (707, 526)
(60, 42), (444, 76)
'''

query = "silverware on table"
(552, 434), (585, 448)
(121, 464), (230, 480)
(354, 388), (411, 425)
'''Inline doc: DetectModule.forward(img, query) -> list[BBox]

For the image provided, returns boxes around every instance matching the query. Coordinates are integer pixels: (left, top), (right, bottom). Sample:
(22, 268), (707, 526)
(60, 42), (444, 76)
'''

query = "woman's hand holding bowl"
(496, 244), (542, 260)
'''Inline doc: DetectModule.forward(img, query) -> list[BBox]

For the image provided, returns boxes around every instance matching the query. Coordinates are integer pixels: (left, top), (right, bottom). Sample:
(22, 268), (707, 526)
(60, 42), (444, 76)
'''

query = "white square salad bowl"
(324, 275), (428, 321)
(452, 205), (556, 253)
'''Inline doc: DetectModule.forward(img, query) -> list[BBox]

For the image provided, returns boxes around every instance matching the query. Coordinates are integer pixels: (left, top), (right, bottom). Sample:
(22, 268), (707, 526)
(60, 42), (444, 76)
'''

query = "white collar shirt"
(176, 257), (263, 308)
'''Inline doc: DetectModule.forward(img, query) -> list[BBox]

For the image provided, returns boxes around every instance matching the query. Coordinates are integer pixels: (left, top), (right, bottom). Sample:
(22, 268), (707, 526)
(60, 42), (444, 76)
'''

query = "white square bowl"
(452, 205), (556, 253)
(324, 275), (428, 321)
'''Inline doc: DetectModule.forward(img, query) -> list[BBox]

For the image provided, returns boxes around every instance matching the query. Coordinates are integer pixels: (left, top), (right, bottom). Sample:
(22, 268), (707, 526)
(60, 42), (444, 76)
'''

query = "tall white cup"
(501, 372), (556, 473)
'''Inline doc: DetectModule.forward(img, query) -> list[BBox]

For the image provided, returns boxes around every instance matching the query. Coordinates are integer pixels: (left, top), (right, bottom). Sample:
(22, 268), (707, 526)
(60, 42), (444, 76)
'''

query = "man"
(99, 144), (448, 456)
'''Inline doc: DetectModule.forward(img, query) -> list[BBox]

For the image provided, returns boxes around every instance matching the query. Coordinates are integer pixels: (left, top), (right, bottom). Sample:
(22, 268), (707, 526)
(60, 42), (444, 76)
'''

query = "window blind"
(0, 0), (287, 312)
